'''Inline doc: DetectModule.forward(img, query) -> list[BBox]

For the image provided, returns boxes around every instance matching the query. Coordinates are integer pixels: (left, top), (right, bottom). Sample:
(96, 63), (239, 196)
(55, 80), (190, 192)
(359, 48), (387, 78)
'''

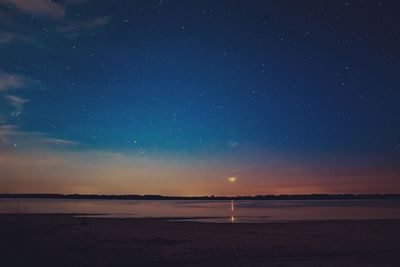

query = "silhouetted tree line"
(1, 193), (400, 200)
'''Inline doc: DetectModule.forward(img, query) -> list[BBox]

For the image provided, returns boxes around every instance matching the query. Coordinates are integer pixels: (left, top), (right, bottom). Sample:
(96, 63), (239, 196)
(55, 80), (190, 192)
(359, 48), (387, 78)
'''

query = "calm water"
(1, 198), (400, 223)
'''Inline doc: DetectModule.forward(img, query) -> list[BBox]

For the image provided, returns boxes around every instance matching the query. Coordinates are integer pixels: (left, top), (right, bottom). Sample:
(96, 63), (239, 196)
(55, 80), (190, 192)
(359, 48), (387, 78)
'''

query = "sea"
(1, 198), (400, 223)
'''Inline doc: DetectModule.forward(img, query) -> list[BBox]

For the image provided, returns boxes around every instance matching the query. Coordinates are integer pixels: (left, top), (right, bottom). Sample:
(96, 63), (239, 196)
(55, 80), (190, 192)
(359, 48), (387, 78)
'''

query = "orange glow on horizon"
(1, 150), (400, 196)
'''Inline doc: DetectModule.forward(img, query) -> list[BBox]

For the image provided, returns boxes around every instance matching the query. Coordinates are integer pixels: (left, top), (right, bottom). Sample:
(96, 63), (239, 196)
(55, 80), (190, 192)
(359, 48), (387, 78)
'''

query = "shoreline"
(1, 214), (400, 266)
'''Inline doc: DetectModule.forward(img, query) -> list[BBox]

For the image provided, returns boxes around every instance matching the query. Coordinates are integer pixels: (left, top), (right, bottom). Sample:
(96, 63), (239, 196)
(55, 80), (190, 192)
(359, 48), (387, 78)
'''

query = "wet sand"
(1, 215), (400, 266)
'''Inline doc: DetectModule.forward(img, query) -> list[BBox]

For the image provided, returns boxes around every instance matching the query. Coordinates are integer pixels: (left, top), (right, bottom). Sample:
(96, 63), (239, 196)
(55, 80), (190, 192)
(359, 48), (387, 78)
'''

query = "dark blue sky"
(0, 0), (399, 194)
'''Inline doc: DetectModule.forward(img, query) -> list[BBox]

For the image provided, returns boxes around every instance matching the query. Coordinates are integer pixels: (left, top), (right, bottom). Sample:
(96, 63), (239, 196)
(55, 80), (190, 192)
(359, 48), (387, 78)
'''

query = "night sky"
(0, 0), (399, 195)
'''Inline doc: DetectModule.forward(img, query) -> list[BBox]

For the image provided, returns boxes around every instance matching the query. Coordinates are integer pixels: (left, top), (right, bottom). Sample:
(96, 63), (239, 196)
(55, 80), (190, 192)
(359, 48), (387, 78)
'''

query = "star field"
(0, 0), (399, 195)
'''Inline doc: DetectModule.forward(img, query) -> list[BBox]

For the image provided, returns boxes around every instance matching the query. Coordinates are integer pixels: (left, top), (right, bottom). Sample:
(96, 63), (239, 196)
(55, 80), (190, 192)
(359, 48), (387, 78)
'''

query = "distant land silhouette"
(1, 193), (400, 200)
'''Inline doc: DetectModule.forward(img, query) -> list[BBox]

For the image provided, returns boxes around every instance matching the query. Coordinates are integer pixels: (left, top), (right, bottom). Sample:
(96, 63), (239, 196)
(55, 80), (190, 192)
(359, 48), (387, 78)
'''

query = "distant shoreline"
(1, 193), (400, 200)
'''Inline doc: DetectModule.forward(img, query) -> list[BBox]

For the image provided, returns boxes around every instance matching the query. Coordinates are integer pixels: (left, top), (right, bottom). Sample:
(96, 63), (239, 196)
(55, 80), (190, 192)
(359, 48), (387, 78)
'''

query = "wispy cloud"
(5, 95), (29, 117)
(0, 32), (33, 45)
(56, 16), (110, 36)
(0, 71), (38, 119)
(0, 71), (38, 123)
(0, 0), (65, 20)
(58, 16), (110, 32)
(0, 71), (28, 92)
(0, 124), (79, 149)
(0, 0), (109, 46)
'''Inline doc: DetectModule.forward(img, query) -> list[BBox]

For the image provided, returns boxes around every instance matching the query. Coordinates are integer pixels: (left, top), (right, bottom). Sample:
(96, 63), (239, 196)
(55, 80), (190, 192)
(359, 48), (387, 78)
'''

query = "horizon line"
(1, 193), (400, 200)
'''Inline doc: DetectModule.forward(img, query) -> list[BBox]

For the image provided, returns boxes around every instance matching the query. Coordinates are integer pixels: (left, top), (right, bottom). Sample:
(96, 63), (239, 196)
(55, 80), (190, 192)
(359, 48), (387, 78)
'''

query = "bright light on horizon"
(228, 176), (237, 183)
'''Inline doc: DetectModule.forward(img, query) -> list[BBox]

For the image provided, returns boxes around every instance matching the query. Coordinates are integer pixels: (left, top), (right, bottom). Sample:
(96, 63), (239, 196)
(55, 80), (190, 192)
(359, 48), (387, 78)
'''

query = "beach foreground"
(1, 215), (400, 266)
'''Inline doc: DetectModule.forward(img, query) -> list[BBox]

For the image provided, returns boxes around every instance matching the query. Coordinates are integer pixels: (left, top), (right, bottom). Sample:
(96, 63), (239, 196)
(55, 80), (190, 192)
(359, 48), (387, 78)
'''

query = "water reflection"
(230, 200), (235, 223)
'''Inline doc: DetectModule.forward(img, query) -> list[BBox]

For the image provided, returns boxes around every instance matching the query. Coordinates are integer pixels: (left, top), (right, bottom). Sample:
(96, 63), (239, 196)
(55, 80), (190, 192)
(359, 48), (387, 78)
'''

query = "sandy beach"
(1, 215), (400, 266)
